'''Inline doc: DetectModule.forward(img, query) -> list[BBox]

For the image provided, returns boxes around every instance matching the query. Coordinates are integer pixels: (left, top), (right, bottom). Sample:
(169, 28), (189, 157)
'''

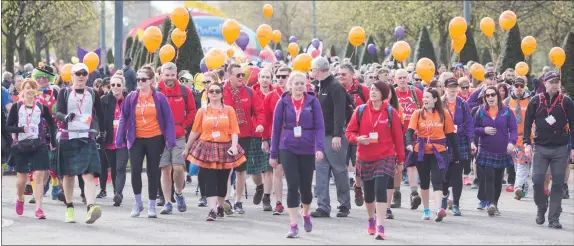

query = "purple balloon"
(235, 31), (249, 51)
(384, 47), (390, 56)
(289, 36), (297, 43)
(200, 58), (208, 73)
(367, 44), (376, 55)
(394, 26), (405, 39)
(312, 39), (320, 49)
(274, 50), (283, 60)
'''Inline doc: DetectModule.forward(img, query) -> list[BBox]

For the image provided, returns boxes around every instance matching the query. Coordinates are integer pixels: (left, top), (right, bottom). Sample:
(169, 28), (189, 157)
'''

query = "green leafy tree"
(107, 48), (114, 65)
(166, 14), (203, 74)
(480, 47), (493, 65)
(562, 32), (574, 96)
(330, 45), (337, 57)
(129, 36), (140, 61)
(360, 36), (379, 65)
(496, 23), (524, 74)
(459, 28), (479, 65)
(413, 26), (437, 66)
(124, 36), (133, 58)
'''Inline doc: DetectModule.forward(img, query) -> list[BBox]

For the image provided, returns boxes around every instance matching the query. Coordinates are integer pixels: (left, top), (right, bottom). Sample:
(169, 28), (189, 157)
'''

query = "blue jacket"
(474, 105), (518, 154)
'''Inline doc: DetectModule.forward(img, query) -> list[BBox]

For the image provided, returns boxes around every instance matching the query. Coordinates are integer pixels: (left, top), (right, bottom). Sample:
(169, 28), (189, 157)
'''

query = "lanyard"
(73, 90), (87, 114)
(25, 103), (35, 127)
(423, 111), (434, 142)
(139, 94), (150, 123)
(369, 109), (383, 131)
(292, 95), (305, 126)
(210, 106), (223, 128)
(545, 94), (560, 116)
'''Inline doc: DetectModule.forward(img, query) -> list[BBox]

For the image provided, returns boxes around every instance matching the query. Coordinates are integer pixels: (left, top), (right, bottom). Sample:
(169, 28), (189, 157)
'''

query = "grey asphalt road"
(2, 172), (573, 245)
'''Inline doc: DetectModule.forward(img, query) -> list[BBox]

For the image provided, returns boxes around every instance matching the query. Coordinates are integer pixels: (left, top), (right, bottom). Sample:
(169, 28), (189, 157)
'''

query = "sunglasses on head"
(276, 75), (288, 79)
(110, 83), (121, 87)
(75, 71), (88, 77)
(485, 93), (497, 98)
(202, 80), (212, 84)
(461, 86), (470, 90)
(208, 89), (222, 94)
(235, 73), (246, 78)
(136, 77), (150, 83)
(514, 84), (525, 88)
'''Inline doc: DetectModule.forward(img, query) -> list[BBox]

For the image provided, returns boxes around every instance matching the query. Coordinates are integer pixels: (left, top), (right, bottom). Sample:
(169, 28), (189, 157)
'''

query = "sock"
(410, 186), (418, 193)
(87, 204), (93, 212)
(149, 199), (157, 208)
(175, 192), (182, 197)
(394, 187), (400, 192)
(134, 194), (142, 205)
(264, 193), (270, 198)
(66, 202), (74, 208)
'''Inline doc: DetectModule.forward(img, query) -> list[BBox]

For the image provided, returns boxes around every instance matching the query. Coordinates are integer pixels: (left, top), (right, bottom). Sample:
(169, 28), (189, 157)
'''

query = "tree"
(480, 47), (493, 64)
(458, 28), (480, 65)
(360, 36), (378, 65)
(124, 36), (133, 58)
(330, 45), (337, 57)
(167, 14), (203, 74)
(129, 36), (140, 61)
(107, 48), (114, 65)
(562, 32), (574, 96)
(414, 26), (437, 66)
(496, 23), (524, 74)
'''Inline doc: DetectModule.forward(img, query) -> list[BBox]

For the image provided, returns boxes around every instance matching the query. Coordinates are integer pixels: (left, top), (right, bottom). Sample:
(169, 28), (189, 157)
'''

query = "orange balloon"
(480, 17), (495, 39)
(391, 41), (411, 62)
(451, 36), (465, 55)
(452, 34), (467, 46)
(227, 48), (235, 58)
(549, 47), (566, 67)
(205, 48), (226, 70)
(61, 64), (73, 82)
(415, 58), (436, 83)
(256, 24), (273, 48)
(159, 45), (176, 64)
(449, 17), (467, 38)
(143, 26), (163, 53)
(222, 19), (241, 45)
(170, 6), (190, 30)
(293, 54), (312, 72)
(171, 28), (187, 48)
(83, 52), (99, 73)
(521, 36), (537, 57)
(515, 62), (529, 76)
(470, 63), (485, 81)
(263, 4), (273, 19)
(288, 43), (299, 58)
(348, 26), (366, 47)
(272, 30), (282, 44)
(499, 10), (517, 31)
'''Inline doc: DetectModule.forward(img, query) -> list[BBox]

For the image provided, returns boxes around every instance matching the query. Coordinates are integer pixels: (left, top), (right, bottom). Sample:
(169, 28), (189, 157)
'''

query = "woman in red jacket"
(346, 81), (405, 240)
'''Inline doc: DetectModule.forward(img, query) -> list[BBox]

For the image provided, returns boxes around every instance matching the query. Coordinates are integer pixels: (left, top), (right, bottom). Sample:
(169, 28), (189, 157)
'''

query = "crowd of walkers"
(2, 55), (573, 240)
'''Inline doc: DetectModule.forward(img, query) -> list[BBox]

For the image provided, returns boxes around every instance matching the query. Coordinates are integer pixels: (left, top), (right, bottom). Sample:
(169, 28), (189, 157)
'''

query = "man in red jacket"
(157, 62), (197, 214)
(223, 63), (265, 214)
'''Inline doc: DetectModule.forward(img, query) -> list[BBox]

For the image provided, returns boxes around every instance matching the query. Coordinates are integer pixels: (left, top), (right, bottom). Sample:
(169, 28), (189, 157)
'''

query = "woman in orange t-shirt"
(183, 82), (246, 221)
(406, 88), (460, 222)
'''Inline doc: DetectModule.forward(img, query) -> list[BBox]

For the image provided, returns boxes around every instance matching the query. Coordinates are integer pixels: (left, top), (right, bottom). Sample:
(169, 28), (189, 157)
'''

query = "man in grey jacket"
(122, 58), (137, 93)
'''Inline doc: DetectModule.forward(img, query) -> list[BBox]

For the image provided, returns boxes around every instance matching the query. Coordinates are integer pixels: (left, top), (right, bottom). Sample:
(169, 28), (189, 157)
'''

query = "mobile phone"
(227, 149), (234, 155)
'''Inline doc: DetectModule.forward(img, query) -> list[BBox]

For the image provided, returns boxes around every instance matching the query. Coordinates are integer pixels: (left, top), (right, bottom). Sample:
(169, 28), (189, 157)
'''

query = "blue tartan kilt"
(448, 135), (471, 162)
(475, 151), (514, 169)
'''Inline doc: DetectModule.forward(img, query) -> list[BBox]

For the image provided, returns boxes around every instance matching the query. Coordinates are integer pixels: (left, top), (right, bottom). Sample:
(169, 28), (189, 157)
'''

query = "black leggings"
(198, 168), (206, 196)
(443, 160), (467, 206)
(506, 165), (516, 184)
(280, 150), (314, 208)
(478, 165), (503, 204)
(363, 175), (391, 203)
(415, 153), (446, 191)
(200, 167), (231, 198)
(99, 148), (111, 191)
(129, 135), (165, 200)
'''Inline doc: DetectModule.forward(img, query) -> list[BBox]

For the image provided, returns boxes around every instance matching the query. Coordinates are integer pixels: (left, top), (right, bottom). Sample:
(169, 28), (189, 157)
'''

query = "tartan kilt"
(448, 135), (471, 161)
(475, 151), (514, 169)
(56, 138), (101, 177)
(187, 140), (246, 170)
(247, 138), (272, 175)
(356, 156), (396, 181)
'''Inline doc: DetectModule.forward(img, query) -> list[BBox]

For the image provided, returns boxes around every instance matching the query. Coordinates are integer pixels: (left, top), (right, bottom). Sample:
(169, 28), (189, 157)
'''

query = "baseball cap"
(72, 63), (89, 73)
(485, 71), (496, 79)
(515, 77), (526, 84)
(179, 73), (193, 81)
(544, 71), (559, 82)
(445, 77), (459, 87)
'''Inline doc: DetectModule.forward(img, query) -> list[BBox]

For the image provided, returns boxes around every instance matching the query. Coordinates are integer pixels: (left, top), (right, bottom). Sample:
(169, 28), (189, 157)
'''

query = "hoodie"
(158, 80), (197, 138)
(474, 105), (518, 154)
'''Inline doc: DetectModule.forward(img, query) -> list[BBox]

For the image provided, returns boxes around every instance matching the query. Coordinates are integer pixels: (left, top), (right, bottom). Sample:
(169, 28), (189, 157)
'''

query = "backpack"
(344, 92), (356, 124)
(535, 93), (568, 123)
(157, 84), (189, 115)
(409, 86), (421, 108)
(356, 104), (393, 129)
(349, 86), (367, 105)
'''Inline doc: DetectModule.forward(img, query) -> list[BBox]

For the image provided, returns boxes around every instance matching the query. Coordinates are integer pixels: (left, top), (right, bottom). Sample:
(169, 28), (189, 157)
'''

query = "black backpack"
(344, 92), (356, 124)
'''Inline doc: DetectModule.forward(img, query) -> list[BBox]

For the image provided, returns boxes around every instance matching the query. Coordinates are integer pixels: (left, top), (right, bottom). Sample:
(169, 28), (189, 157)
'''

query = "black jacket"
(314, 74), (346, 137)
(523, 92), (574, 148)
(123, 66), (137, 93)
(101, 91), (128, 146)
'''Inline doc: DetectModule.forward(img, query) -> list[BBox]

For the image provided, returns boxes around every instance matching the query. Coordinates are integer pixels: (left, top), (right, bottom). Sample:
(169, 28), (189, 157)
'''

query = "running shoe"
(16, 200), (24, 215)
(463, 176), (472, 186)
(367, 218), (376, 235)
(81, 194), (86, 204)
(198, 196), (207, 207)
(477, 200), (487, 210)
(514, 188), (523, 200)
(310, 208), (330, 218)
(403, 176), (409, 185)
(96, 190), (107, 198)
(301, 210), (312, 232)
(354, 186), (364, 207)
(113, 193), (123, 207)
(262, 195), (272, 211)
(234, 201), (245, 214)
(206, 210), (217, 221)
(451, 205), (462, 216)
(471, 179), (479, 189)
(28, 197), (35, 204)
(391, 190), (401, 208)
(375, 225), (385, 240)
(441, 192), (449, 210)
(157, 196), (165, 206)
(130, 204), (144, 217)
(563, 184), (570, 199)
(175, 194), (187, 212)
(410, 191), (421, 210)
(65, 207), (76, 223)
(548, 221), (562, 229)
(422, 208), (431, 220)
(273, 201), (284, 215)
(386, 208), (394, 219)
(160, 202), (173, 215)
(217, 206), (225, 218)
(85, 205), (102, 224)
(186, 175), (192, 185)
(57, 190), (65, 202)
(51, 185), (59, 200)
(336, 206), (350, 217)
(24, 184), (32, 195)
(435, 208), (446, 222)
(35, 208), (46, 220)
(486, 203), (496, 216)
(505, 185), (514, 192)
(286, 224), (299, 238)
(223, 200), (233, 215)
(148, 206), (157, 218)
(253, 184), (264, 205)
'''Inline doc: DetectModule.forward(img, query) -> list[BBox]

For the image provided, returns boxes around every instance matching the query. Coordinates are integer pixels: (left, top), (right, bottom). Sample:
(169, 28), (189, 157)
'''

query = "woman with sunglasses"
(405, 88), (459, 222)
(116, 64), (176, 218)
(6, 78), (57, 219)
(473, 86), (517, 216)
(269, 72), (325, 238)
(440, 73), (475, 216)
(457, 77), (472, 101)
(183, 82), (246, 221)
(100, 72), (129, 206)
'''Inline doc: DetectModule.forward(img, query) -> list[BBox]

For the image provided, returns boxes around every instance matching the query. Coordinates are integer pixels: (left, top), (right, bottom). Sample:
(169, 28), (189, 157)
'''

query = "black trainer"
(262, 195), (272, 211)
(548, 221), (562, 229)
(536, 207), (547, 225)
(253, 184), (264, 205)
(206, 210), (217, 221)
(563, 184), (570, 199)
(217, 206), (225, 218)
(157, 196), (166, 206)
(113, 193), (123, 206)
(391, 190), (401, 208)
(310, 208), (330, 218)
(96, 190), (107, 199)
(410, 191), (421, 210)
(336, 206), (350, 217)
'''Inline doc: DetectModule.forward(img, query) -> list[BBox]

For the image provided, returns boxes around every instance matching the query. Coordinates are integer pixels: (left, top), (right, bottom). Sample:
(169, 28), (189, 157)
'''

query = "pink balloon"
(259, 50), (275, 61)
(311, 49), (320, 58)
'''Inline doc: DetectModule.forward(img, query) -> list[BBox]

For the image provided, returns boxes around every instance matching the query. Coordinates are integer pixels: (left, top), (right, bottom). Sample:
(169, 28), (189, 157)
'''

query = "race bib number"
(294, 126), (302, 138)
(369, 132), (378, 143)
(545, 115), (556, 125)
(212, 131), (221, 138)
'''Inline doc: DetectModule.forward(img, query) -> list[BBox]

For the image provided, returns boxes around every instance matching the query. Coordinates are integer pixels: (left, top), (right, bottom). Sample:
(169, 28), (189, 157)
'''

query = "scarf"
(231, 86), (248, 125)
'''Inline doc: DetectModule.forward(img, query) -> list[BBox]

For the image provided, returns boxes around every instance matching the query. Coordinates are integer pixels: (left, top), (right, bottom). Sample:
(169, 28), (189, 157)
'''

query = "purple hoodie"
(444, 96), (474, 140)
(473, 105), (518, 154)
(270, 91), (325, 159)
(116, 90), (176, 149)
(467, 85), (485, 109)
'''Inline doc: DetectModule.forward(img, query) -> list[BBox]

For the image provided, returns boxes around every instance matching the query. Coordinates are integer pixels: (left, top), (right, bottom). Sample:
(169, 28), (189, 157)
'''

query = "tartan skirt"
(475, 151), (514, 169)
(187, 140), (246, 170)
(56, 138), (101, 177)
(448, 135), (471, 161)
(356, 156), (397, 181)
(247, 138), (272, 175)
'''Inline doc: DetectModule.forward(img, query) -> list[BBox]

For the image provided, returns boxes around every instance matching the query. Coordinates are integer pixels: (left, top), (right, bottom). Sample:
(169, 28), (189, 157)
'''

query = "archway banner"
(184, 1), (227, 18)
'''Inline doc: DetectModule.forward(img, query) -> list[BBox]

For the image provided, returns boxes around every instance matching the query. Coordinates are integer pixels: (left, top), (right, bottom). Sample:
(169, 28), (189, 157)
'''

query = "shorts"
(234, 137), (251, 172)
(160, 137), (186, 167)
(387, 177), (395, 190)
(13, 144), (50, 173)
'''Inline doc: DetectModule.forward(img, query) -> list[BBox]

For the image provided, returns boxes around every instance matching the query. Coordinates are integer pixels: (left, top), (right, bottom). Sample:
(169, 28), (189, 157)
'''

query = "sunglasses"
(461, 86), (470, 90)
(276, 75), (288, 79)
(367, 76), (376, 80)
(111, 83), (121, 88)
(36, 75), (48, 80)
(208, 89), (222, 94)
(485, 93), (497, 98)
(136, 78), (150, 83)
(75, 71), (88, 77)
(235, 73), (246, 78)
(514, 84), (525, 88)
(202, 80), (212, 84)
(337, 73), (348, 77)
(414, 78), (422, 82)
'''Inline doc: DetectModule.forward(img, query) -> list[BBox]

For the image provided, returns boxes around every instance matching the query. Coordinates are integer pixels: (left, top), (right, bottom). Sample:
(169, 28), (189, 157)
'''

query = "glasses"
(111, 83), (121, 87)
(36, 75), (48, 81)
(202, 80), (212, 84)
(180, 79), (189, 83)
(260, 76), (271, 79)
(397, 76), (407, 80)
(276, 75), (288, 79)
(514, 84), (525, 88)
(461, 86), (470, 90)
(75, 71), (88, 77)
(414, 78), (422, 82)
(485, 93), (497, 98)
(136, 78), (150, 83)
(235, 73), (246, 78)
(208, 89), (222, 94)
(367, 76), (376, 80)
(337, 73), (348, 77)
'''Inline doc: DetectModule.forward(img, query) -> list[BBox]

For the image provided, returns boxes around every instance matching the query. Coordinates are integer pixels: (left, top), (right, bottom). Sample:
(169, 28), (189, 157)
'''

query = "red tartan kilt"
(188, 140), (246, 170)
